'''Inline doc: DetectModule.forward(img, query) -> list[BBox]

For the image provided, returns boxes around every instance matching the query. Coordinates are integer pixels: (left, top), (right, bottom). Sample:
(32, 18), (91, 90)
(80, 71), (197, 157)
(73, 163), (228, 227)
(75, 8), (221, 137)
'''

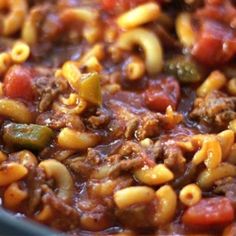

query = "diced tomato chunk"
(182, 197), (234, 226)
(192, 21), (236, 66)
(102, 0), (116, 10)
(4, 65), (35, 101)
(197, 0), (236, 25)
(144, 77), (180, 112)
(192, 0), (236, 66)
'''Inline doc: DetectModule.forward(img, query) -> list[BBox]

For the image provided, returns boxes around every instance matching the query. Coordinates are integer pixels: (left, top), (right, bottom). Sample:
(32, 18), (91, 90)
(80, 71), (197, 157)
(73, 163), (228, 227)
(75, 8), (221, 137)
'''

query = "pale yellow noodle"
(176, 12), (196, 47)
(117, 28), (163, 75)
(0, 52), (12, 74)
(134, 164), (174, 186)
(197, 70), (226, 97)
(179, 184), (202, 206)
(0, 98), (32, 123)
(10, 41), (30, 63)
(4, 182), (28, 209)
(125, 56), (145, 80)
(39, 159), (73, 203)
(197, 163), (236, 189)
(114, 186), (155, 209)
(155, 185), (177, 225)
(0, 162), (28, 186)
(0, 0), (28, 36)
(217, 130), (234, 160)
(57, 128), (100, 150)
(117, 2), (160, 29)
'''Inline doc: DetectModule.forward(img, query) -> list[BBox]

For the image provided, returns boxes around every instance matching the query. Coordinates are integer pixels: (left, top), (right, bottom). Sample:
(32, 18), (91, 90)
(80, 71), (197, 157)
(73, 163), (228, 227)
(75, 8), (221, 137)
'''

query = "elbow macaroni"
(155, 185), (177, 225)
(134, 164), (174, 186)
(10, 41), (30, 63)
(39, 159), (73, 203)
(0, 162), (28, 186)
(197, 163), (236, 189)
(4, 182), (27, 209)
(179, 184), (202, 206)
(60, 7), (98, 23)
(176, 12), (196, 47)
(125, 56), (145, 80)
(62, 61), (81, 92)
(197, 70), (227, 97)
(114, 186), (155, 209)
(0, 0), (28, 36)
(0, 98), (32, 123)
(116, 2), (160, 29)
(116, 28), (163, 75)
(192, 136), (222, 170)
(0, 52), (12, 74)
(57, 128), (100, 150)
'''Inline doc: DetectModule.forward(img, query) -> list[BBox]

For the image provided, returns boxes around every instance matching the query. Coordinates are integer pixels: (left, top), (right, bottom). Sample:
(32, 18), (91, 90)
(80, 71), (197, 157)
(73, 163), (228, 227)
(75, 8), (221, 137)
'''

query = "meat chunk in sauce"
(1, 0), (236, 235)
(190, 90), (236, 128)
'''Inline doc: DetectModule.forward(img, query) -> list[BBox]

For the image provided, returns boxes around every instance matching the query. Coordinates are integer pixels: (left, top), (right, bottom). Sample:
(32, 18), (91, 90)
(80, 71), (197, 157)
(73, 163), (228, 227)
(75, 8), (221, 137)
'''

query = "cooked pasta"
(155, 185), (177, 225)
(57, 128), (100, 150)
(0, 52), (12, 74)
(179, 184), (202, 206)
(197, 70), (227, 97)
(10, 41), (30, 63)
(134, 164), (174, 185)
(176, 12), (196, 47)
(197, 163), (236, 189)
(114, 186), (155, 209)
(0, 162), (28, 186)
(125, 56), (145, 80)
(0, 0), (28, 36)
(4, 182), (28, 209)
(116, 2), (160, 29)
(0, 1), (236, 235)
(117, 28), (163, 75)
(0, 98), (32, 123)
(39, 159), (73, 203)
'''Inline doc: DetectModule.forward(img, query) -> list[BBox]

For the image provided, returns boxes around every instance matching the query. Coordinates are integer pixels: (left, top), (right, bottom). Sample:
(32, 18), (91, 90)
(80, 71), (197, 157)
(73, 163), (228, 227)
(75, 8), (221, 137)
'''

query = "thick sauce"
(0, 0), (236, 235)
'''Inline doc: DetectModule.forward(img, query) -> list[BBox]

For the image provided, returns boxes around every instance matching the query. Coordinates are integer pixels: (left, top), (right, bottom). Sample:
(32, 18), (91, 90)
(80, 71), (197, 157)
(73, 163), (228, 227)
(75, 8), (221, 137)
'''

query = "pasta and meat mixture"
(1, 0), (236, 235)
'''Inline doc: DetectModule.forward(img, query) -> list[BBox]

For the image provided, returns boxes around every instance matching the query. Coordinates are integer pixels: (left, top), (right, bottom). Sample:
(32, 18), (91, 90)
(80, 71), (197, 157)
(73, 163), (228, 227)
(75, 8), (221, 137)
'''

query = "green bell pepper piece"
(3, 123), (54, 151)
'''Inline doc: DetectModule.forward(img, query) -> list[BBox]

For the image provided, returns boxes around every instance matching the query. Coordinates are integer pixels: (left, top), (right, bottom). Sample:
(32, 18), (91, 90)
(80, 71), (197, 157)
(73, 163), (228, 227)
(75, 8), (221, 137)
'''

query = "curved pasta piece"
(35, 205), (53, 222)
(0, 98), (32, 123)
(11, 41), (30, 64)
(21, 6), (44, 45)
(114, 186), (155, 209)
(192, 137), (222, 170)
(39, 159), (73, 203)
(4, 182), (28, 208)
(61, 61), (81, 92)
(116, 2), (160, 29)
(176, 12), (196, 47)
(0, 52), (12, 75)
(53, 99), (87, 115)
(0, 162), (28, 186)
(60, 7), (98, 23)
(125, 56), (145, 80)
(179, 184), (202, 207)
(155, 185), (177, 225)
(78, 44), (105, 67)
(57, 128), (100, 150)
(14, 150), (38, 167)
(116, 28), (163, 75)
(0, 0), (28, 36)
(134, 164), (174, 186)
(217, 130), (234, 160)
(197, 163), (236, 189)
(197, 70), (226, 97)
